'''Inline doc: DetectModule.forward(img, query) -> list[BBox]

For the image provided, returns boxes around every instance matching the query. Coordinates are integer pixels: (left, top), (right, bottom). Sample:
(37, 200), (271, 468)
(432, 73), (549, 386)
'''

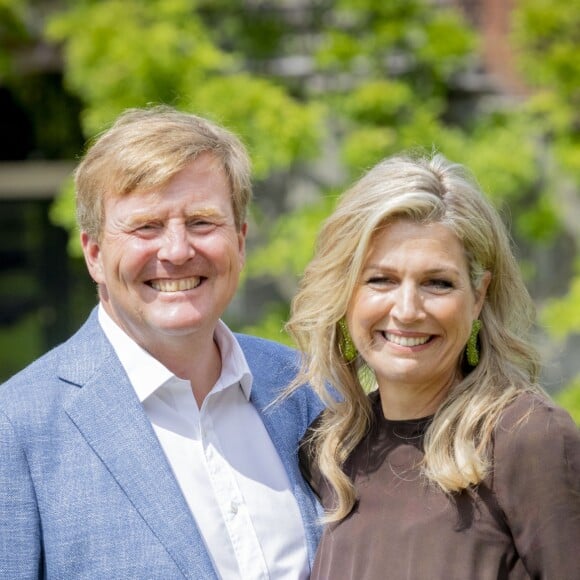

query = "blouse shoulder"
(493, 391), (579, 474)
(495, 391), (578, 448)
(491, 391), (580, 577)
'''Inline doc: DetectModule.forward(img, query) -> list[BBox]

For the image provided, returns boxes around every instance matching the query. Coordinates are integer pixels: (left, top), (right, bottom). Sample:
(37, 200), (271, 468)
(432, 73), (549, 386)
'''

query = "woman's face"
(347, 219), (489, 417)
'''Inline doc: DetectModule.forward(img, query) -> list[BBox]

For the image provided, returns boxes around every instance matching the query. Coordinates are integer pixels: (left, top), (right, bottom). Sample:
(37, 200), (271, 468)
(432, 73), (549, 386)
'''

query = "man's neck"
(97, 304), (224, 407)
(146, 334), (223, 408)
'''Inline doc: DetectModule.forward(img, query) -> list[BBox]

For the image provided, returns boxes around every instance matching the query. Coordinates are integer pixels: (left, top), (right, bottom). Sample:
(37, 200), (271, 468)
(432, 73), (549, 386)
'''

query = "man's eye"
(187, 219), (214, 228)
(135, 222), (160, 232)
(187, 219), (216, 233)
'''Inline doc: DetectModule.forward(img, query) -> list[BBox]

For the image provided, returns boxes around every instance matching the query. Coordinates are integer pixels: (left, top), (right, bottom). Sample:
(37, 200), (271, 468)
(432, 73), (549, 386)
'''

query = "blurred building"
(448, 0), (528, 96)
(0, 44), (90, 377)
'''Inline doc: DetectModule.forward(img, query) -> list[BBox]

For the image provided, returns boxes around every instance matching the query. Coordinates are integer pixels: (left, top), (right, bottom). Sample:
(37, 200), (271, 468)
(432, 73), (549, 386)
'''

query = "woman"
(288, 153), (580, 579)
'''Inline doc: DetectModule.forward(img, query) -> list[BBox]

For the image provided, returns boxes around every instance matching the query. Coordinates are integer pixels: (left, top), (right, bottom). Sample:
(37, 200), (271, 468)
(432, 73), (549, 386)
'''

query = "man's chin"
(148, 313), (211, 337)
(153, 321), (205, 336)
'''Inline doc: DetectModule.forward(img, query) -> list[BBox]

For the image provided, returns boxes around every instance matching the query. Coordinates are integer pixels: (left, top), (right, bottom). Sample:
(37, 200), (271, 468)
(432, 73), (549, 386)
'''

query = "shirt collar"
(97, 304), (253, 403)
(213, 317), (253, 400)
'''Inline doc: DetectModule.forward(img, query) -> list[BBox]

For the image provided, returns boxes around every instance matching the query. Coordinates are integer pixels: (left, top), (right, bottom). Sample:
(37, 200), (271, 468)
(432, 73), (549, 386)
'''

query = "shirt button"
(230, 500), (239, 515)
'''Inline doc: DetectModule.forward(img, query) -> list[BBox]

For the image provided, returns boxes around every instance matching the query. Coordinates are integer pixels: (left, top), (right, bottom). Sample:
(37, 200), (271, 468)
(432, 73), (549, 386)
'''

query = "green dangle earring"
(338, 318), (357, 363)
(466, 319), (482, 367)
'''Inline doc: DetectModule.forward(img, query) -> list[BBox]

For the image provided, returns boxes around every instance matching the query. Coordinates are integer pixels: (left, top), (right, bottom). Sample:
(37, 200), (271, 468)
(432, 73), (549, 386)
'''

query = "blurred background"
(1, 0), (578, 420)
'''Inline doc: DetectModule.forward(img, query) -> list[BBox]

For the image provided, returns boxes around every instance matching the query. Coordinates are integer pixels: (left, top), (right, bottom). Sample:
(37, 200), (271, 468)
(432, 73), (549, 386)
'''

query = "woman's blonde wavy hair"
(286, 152), (542, 522)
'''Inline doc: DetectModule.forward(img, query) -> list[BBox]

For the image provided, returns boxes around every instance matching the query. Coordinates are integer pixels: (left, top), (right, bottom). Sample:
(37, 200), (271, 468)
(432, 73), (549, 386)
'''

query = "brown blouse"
(301, 392), (580, 579)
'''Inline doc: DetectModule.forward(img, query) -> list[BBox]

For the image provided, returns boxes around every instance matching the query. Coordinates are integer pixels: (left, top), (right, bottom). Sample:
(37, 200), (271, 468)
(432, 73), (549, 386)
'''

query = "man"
(0, 106), (323, 579)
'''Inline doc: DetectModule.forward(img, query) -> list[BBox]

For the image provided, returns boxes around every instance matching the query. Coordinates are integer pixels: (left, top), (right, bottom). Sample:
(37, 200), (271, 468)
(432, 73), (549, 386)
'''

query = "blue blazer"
(0, 308), (324, 579)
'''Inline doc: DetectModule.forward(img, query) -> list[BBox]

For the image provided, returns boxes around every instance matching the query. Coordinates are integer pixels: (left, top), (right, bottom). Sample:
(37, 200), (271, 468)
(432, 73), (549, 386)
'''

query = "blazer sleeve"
(298, 414), (324, 500)
(493, 397), (580, 579)
(0, 409), (42, 579)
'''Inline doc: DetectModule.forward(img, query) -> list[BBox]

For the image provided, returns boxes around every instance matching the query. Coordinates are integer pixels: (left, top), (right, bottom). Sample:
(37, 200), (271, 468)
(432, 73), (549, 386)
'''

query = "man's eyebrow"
(127, 208), (222, 224)
(184, 208), (223, 219)
(125, 212), (158, 224)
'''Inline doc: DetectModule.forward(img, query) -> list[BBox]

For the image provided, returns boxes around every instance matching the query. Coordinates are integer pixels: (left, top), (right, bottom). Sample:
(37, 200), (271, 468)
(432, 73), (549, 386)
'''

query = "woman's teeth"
(385, 333), (430, 347)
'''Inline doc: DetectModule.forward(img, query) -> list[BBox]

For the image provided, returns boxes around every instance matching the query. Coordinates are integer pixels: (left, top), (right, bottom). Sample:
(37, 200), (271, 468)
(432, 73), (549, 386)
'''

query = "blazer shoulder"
(235, 333), (300, 370)
(235, 333), (297, 355)
(235, 333), (324, 420)
(0, 308), (111, 419)
(1, 342), (65, 398)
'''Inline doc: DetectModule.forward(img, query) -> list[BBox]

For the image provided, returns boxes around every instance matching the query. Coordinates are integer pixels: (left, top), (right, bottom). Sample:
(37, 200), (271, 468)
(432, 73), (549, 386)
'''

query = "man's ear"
(81, 231), (104, 284)
(238, 222), (248, 265)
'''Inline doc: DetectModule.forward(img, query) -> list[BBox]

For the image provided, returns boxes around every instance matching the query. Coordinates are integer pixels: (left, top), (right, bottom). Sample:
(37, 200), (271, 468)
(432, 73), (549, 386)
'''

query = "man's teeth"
(385, 333), (430, 347)
(150, 277), (201, 292)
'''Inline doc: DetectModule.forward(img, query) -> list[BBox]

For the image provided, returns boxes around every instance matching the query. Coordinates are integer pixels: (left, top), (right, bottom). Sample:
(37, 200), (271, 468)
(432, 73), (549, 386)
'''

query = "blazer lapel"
(59, 311), (218, 580)
(241, 337), (323, 566)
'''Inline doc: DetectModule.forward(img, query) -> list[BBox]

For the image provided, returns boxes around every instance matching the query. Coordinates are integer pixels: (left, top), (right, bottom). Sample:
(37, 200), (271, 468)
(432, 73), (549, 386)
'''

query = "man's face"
(82, 153), (246, 352)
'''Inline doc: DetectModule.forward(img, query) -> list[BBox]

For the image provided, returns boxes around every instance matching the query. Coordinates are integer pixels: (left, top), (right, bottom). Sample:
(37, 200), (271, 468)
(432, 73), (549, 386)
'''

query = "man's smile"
(148, 276), (202, 292)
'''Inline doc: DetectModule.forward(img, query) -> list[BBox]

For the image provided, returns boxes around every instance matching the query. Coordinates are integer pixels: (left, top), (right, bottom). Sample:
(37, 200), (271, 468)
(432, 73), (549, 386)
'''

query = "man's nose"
(157, 224), (195, 264)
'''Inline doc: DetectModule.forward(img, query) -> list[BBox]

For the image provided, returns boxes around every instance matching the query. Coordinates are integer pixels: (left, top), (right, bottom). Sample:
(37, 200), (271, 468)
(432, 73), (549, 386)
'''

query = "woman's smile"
(380, 331), (433, 348)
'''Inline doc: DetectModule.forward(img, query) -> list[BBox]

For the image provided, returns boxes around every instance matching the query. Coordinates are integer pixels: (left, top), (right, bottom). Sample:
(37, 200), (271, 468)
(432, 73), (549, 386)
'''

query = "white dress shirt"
(98, 306), (309, 579)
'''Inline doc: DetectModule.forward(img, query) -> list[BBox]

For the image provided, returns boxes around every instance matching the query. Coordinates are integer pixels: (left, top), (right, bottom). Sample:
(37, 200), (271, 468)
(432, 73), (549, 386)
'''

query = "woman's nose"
(390, 283), (424, 323)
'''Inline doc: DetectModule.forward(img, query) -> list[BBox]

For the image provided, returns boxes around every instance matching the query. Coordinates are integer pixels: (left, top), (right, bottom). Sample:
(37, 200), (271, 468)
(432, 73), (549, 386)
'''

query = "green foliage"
(245, 195), (338, 285)
(414, 8), (478, 83)
(46, 0), (226, 133)
(0, 312), (42, 382)
(186, 74), (323, 179)
(330, 0), (475, 85)
(343, 80), (415, 125)
(309, 1), (478, 178)
(46, 0), (322, 178)
(238, 303), (293, 347)
(512, 0), (580, 101)
(315, 30), (361, 69)
(541, 271), (580, 339)
(0, 0), (29, 76)
(49, 177), (82, 256)
(512, 0), (580, 181)
(512, 0), (580, 342)
(341, 125), (399, 173)
(456, 115), (539, 205)
(555, 375), (580, 425)
(516, 194), (561, 242)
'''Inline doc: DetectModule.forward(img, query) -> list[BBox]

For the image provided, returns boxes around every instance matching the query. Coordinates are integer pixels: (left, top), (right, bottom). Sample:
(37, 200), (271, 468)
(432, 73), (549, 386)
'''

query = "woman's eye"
(427, 279), (453, 290)
(366, 276), (394, 286)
